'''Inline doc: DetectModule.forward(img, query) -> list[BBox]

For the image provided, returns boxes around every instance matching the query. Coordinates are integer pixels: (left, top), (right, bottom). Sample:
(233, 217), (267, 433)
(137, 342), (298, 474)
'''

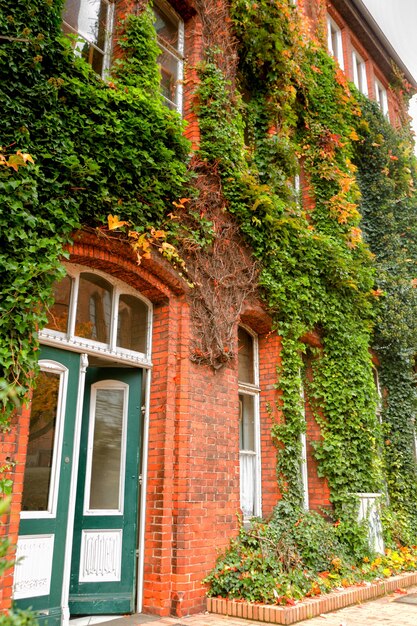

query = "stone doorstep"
(207, 571), (417, 625)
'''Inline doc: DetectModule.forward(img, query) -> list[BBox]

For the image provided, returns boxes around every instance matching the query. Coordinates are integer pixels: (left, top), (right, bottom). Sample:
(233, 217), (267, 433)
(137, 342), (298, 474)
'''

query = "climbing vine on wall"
(1, 0), (417, 542)
(352, 94), (417, 539)
(194, 0), (384, 516)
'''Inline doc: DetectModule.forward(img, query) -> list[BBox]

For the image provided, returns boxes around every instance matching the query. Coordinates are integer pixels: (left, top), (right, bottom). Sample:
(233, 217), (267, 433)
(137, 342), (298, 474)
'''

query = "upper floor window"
(63, 0), (114, 77)
(327, 15), (344, 70)
(352, 48), (368, 96)
(41, 264), (152, 365)
(375, 78), (389, 118)
(153, 0), (184, 113)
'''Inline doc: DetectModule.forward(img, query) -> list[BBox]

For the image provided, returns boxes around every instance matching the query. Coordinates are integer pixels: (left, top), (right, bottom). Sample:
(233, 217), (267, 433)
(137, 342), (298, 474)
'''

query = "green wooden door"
(69, 367), (142, 615)
(14, 346), (82, 626)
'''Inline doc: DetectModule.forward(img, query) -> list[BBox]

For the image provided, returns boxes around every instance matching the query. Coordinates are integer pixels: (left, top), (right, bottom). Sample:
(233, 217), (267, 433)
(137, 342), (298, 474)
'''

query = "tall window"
(153, 0), (184, 112)
(327, 15), (344, 70)
(62, 0), (114, 77)
(375, 78), (389, 118)
(352, 48), (368, 95)
(238, 327), (261, 519)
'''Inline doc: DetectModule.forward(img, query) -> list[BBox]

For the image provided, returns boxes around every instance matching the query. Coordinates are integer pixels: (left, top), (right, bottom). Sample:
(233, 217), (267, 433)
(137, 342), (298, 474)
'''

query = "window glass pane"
(117, 295), (148, 353)
(62, 0), (111, 74)
(22, 371), (60, 511)
(331, 28), (338, 57)
(75, 273), (112, 343)
(63, 0), (107, 50)
(159, 49), (180, 105)
(154, 4), (179, 51)
(89, 388), (125, 510)
(238, 328), (254, 384)
(239, 393), (255, 451)
(46, 275), (72, 333)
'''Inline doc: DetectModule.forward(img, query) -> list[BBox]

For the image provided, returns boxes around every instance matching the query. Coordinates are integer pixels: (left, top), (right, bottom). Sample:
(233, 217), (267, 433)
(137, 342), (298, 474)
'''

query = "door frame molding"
(136, 368), (151, 613)
(20, 359), (69, 521)
(61, 353), (88, 626)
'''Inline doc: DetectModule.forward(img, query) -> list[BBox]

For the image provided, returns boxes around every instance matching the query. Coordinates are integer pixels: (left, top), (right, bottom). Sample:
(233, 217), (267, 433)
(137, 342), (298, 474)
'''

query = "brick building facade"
(1, 0), (416, 622)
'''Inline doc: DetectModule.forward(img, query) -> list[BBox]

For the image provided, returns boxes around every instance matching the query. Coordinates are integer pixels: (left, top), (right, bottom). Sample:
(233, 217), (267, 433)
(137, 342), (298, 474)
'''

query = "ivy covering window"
(238, 327), (261, 519)
(153, 0), (184, 112)
(62, 0), (114, 77)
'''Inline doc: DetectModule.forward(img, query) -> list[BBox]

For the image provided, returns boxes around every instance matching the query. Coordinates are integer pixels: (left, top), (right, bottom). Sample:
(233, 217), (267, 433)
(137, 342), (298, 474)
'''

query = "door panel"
(69, 367), (142, 615)
(14, 347), (82, 625)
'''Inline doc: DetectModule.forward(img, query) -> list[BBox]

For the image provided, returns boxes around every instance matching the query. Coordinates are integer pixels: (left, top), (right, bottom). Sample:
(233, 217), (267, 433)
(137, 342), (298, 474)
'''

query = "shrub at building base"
(0, 611), (38, 626)
(204, 502), (417, 606)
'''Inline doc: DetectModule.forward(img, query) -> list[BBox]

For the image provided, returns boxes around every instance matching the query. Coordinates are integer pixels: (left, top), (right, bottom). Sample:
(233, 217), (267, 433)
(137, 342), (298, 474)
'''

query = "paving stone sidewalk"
(113, 585), (417, 626)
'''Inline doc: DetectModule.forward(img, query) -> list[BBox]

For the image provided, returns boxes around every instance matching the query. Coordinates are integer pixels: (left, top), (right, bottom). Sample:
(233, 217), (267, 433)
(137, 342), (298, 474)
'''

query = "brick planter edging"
(207, 571), (417, 624)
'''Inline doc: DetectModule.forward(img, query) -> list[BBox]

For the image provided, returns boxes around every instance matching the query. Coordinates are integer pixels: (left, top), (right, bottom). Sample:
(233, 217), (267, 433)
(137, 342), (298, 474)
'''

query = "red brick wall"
(144, 294), (241, 616)
(0, 404), (31, 612)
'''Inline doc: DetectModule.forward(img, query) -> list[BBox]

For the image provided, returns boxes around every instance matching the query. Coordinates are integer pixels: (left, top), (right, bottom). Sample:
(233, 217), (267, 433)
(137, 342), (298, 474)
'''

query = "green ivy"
(0, 0), (190, 419)
(196, 1), (383, 516)
(352, 96), (417, 537)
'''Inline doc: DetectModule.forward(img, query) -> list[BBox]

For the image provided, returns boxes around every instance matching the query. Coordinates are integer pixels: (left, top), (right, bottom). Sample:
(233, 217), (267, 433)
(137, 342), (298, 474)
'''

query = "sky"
(361, 0), (417, 147)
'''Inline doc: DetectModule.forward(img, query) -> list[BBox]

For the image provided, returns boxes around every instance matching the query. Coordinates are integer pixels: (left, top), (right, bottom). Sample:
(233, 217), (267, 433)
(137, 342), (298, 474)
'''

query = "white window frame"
(375, 78), (389, 118)
(154, 0), (184, 114)
(327, 15), (344, 70)
(373, 367), (382, 423)
(20, 361), (69, 520)
(62, 0), (115, 78)
(300, 382), (309, 510)
(352, 48), (368, 96)
(238, 326), (262, 520)
(39, 263), (153, 368)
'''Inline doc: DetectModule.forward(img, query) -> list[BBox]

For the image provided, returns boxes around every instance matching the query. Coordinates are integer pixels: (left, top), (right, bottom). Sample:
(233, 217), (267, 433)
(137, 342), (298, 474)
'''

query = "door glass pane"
(46, 275), (72, 333)
(89, 388), (125, 510)
(22, 371), (60, 511)
(239, 393), (255, 451)
(117, 295), (148, 353)
(75, 273), (112, 343)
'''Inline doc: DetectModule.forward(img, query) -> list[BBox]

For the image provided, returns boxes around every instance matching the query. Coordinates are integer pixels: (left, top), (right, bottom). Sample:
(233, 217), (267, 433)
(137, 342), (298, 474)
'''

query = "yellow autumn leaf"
(107, 214), (130, 230)
(172, 197), (190, 208)
(16, 150), (34, 164)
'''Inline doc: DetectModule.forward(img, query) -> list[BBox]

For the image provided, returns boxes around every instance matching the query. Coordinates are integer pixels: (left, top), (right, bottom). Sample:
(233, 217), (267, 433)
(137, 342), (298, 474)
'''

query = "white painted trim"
(136, 368), (151, 613)
(83, 381), (129, 515)
(39, 262), (153, 366)
(13, 534), (55, 599)
(176, 18), (184, 114)
(20, 360), (68, 520)
(300, 431), (309, 510)
(300, 380), (309, 510)
(61, 352), (88, 626)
